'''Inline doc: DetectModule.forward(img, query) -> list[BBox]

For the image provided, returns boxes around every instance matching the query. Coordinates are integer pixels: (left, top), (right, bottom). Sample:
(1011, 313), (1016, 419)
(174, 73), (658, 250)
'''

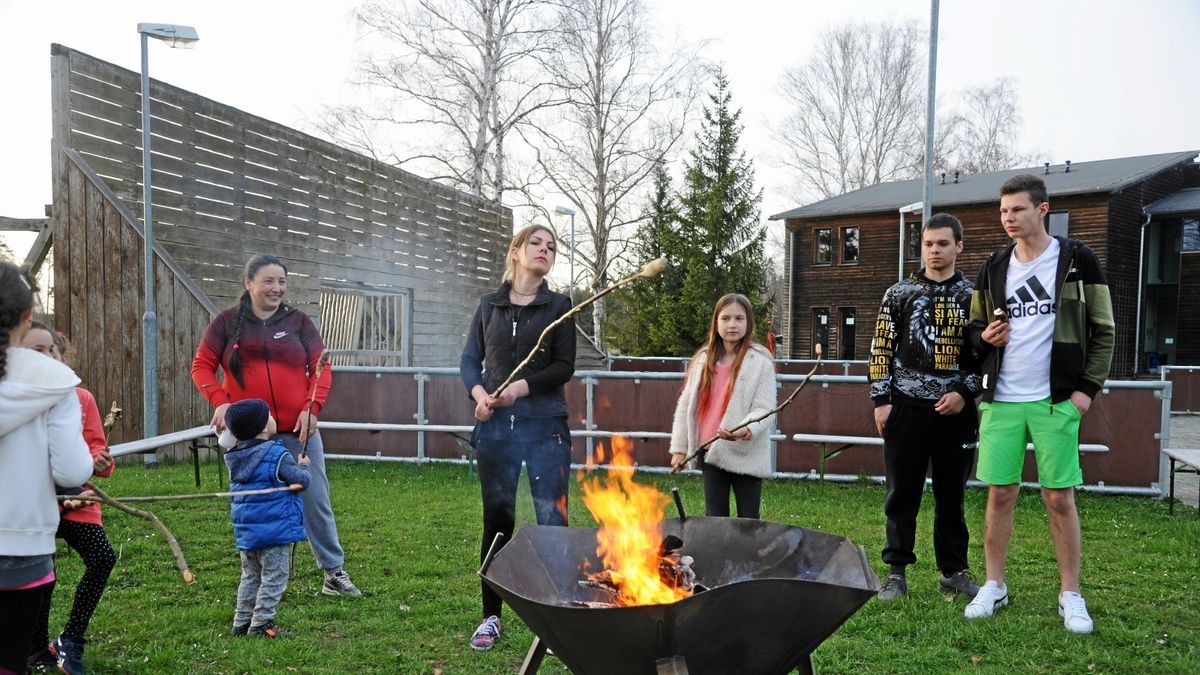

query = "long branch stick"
(81, 482), (195, 584)
(673, 345), (823, 472)
(490, 256), (668, 399)
(60, 484), (303, 503)
(300, 350), (332, 459)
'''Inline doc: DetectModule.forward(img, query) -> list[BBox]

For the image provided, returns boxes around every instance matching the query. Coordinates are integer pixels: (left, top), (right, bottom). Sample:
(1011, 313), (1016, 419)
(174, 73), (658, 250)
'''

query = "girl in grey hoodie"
(0, 263), (93, 673)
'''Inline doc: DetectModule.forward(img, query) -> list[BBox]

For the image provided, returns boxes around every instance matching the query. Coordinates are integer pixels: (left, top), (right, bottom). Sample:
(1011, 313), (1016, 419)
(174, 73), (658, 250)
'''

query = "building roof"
(769, 151), (1199, 221)
(1143, 187), (1200, 217)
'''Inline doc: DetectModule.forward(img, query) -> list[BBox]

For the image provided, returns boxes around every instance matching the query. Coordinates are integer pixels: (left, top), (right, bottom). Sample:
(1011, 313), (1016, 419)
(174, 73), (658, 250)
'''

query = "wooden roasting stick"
(56, 402), (185, 583)
(673, 344), (823, 472)
(489, 256), (669, 400)
(300, 350), (332, 459)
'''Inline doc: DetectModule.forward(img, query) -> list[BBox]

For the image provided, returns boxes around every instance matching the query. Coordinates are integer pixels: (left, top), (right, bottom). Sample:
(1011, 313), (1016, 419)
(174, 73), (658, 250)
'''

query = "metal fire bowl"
(482, 518), (879, 675)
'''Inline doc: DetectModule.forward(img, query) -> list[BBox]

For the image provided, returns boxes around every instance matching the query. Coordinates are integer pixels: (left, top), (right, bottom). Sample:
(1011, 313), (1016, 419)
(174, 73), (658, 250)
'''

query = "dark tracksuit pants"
(881, 402), (977, 575)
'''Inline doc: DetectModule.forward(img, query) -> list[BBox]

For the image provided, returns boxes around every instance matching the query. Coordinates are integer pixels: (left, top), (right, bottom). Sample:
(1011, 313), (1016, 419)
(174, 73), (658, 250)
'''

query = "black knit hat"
(226, 399), (270, 441)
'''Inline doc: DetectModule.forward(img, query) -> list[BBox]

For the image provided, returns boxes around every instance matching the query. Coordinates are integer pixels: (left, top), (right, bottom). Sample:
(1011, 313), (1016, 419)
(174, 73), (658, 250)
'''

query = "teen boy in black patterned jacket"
(869, 213), (982, 604)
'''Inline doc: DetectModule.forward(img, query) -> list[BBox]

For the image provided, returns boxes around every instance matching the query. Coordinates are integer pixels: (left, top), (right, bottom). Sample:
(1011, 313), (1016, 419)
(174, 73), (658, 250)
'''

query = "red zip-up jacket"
(191, 304), (331, 432)
(62, 387), (112, 526)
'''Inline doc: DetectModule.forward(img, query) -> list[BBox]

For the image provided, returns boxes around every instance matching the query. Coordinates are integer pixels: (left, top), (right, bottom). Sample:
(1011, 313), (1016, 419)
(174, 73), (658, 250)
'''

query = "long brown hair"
(228, 254), (287, 387)
(695, 293), (758, 417)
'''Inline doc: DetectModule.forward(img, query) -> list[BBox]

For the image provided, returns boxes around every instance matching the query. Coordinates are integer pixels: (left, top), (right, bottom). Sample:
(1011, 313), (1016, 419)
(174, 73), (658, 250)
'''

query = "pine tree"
(606, 70), (770, 356)
(673, 69), (769, 352)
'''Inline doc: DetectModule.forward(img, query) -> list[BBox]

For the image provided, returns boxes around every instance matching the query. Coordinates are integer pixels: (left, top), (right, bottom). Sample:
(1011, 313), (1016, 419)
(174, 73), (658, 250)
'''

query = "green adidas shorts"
(977, 398), (1083, 489)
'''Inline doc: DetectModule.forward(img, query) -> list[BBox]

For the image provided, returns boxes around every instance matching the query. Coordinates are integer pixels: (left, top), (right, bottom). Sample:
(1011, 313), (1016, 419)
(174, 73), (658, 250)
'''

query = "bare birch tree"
(943, 78), (1036, 173)
(525, 0), (702, 346)
(773, 22), (1038, 203)
(773, 20), (926, 201)
(313, 0), (558, 203)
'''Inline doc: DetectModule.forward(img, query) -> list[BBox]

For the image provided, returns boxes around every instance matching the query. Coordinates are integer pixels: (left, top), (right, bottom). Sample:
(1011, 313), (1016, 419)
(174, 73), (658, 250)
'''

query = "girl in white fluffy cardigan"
(669, 294), (777, 518)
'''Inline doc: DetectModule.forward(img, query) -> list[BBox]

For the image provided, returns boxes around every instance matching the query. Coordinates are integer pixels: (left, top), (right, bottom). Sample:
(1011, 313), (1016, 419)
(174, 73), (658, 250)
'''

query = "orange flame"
(580, 437), (689, 606)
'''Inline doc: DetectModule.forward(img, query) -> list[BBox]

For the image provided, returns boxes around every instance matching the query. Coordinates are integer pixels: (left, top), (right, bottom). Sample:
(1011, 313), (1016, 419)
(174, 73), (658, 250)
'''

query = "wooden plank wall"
(50, 44), (509, 372)
(51, 151), (215, 457)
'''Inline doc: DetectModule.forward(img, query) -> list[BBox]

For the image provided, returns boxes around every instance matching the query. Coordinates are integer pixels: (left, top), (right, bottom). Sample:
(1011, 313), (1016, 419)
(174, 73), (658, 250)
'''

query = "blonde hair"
(503, 225), (558, 283)
(695, 293), (759, 417)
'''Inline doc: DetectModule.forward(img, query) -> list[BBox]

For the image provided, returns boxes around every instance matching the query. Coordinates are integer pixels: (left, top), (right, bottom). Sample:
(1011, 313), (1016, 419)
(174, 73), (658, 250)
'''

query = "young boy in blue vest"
(224, 399), (310, 638)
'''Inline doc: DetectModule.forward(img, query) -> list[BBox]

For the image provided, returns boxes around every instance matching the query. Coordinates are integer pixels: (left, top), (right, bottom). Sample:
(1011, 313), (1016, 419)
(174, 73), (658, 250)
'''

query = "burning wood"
(575, 436), (709, 609)
(574, 535), (701, 608)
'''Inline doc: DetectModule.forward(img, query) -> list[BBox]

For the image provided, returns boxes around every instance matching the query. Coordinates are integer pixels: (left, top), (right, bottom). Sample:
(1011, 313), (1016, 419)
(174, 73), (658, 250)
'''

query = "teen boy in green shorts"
(964, 174), (1114, 634)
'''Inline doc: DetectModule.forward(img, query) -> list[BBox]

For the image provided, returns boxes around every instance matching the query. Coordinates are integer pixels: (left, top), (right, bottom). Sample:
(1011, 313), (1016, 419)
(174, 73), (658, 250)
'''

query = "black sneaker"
(876, 574), (908, 603)
(27, 646), (57, 673)
(938, 570), (980, 598)
(249, 620), (285, 639)
(50, 634), (86, 675)
(232, 623), (250, 636)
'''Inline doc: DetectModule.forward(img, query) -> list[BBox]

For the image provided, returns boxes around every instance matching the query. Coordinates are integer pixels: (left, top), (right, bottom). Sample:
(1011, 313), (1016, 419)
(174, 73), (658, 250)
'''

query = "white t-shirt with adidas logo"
(996, 238), (1059, 401)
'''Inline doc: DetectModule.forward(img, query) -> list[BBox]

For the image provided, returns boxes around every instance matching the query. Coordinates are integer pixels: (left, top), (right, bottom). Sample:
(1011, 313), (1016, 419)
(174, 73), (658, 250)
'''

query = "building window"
(838, 308), (856, 360)
(1047, 211), (1069, 237)
(319, 286), (412, 367)
(811, 307), (829, 358)
(1183, 219), (1200, 252)
(905, 221), (921, 260)
(841, 226), (859, 263)
(814, 228), (833, 264)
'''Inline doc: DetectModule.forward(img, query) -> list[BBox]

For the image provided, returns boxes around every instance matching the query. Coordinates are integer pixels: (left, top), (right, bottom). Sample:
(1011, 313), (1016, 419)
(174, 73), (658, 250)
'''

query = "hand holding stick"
(489, 256), (668, 401)
(300, 351), (332, 459)
(673, 344), (823, 472)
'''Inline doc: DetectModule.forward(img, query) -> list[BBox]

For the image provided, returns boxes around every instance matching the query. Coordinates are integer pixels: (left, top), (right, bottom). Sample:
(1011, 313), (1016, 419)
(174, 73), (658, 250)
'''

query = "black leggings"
(702, 463), (762, 519)
(34, 521), (116, 645)
(0, 582), (54, 674)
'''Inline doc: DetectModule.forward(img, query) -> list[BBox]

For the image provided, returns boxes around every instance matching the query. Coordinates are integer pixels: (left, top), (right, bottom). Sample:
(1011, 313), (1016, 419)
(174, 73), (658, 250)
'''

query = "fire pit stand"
(480, 518), (879, 675)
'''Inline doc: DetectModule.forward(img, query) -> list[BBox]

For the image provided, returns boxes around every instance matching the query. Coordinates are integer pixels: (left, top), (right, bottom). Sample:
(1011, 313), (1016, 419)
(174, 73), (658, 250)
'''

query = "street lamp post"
(553, 205), (576, 294)
(138, 22), (198, 468)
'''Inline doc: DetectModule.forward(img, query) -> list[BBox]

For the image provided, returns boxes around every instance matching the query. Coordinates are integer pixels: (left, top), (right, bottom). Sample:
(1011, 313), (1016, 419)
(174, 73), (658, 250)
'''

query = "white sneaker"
(1059, 591), (1093, 634)
(964, 580), (1009, 619)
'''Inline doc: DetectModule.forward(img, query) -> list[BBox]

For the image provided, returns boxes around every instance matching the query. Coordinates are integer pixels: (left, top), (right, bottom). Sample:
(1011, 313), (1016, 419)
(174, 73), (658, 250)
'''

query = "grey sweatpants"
(276, 431), (346, 571)
(234, 544), (290, 628)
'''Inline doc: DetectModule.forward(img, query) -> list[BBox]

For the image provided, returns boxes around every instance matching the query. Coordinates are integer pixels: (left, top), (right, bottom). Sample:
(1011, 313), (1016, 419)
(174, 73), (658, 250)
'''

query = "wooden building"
(770, 151), (1200, 376)
(44, 45), (512, 445)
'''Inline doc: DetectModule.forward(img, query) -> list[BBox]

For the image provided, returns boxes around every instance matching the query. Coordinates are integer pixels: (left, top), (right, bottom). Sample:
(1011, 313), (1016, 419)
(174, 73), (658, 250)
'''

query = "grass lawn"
(44, 459), (1198, 674)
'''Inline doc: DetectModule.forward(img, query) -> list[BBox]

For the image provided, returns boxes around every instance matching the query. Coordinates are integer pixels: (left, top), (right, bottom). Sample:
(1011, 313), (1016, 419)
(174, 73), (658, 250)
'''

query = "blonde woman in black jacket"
(460, 224), (575, 651)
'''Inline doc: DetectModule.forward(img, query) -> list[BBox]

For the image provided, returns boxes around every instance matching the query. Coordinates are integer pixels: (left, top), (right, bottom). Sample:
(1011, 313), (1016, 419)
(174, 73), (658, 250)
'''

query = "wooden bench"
(1163, 448), (1200, 516)
(791, 434), (1109, 482)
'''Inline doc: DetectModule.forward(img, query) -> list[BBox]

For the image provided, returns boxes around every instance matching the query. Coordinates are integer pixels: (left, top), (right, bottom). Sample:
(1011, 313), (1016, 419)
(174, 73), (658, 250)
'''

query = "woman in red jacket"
(22, 322), (115, 675)
(191, 254), (359, 597)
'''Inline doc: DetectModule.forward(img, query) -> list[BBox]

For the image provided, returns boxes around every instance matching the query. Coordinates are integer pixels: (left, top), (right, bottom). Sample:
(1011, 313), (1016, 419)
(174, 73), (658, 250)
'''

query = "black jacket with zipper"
(460, 280), (576, 420)
(965, 236), (1115, 404)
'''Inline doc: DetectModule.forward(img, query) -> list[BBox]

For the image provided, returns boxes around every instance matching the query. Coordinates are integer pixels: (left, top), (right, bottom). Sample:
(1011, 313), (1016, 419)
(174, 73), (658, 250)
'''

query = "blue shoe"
(50, 634), (86, 675)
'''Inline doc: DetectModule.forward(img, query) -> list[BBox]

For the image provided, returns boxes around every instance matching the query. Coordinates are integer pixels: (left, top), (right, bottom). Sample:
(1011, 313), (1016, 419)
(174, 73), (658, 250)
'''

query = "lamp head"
(138, 23), (199, 48)
(553, 205), (576, 216)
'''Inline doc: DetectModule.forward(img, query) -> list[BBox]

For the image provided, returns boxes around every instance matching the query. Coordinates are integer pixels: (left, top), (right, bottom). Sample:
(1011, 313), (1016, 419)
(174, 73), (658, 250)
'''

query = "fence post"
(414, 372), (430, 461)
(1158, 380), (1173, 497)
(585, 376), (598, 465)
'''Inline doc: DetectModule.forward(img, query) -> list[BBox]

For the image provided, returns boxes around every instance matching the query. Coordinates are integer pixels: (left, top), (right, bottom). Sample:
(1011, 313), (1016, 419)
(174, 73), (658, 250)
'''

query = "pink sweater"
(697, 363), (732, 443)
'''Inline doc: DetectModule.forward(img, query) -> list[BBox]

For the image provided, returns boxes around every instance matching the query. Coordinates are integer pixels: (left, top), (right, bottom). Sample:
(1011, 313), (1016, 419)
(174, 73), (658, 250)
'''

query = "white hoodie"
(0, 347), (94, 556)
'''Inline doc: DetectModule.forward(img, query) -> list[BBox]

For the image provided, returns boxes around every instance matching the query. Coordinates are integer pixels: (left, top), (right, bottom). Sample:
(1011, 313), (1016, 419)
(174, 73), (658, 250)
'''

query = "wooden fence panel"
(49, 43), (512, 456)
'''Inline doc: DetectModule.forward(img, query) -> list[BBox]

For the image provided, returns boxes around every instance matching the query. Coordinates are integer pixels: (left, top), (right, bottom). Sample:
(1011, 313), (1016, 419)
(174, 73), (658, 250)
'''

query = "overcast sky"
(2, 0), (1197, 256)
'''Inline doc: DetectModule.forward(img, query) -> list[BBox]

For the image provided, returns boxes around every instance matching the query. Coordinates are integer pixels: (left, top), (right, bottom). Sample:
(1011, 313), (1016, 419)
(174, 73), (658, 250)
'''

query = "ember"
(578, 437), (692, 606)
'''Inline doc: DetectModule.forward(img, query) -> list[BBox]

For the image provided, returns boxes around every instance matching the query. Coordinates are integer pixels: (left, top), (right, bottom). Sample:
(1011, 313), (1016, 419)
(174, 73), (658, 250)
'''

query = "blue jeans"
(474, 424), (570, 617)
(275, 432), (345, 572)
